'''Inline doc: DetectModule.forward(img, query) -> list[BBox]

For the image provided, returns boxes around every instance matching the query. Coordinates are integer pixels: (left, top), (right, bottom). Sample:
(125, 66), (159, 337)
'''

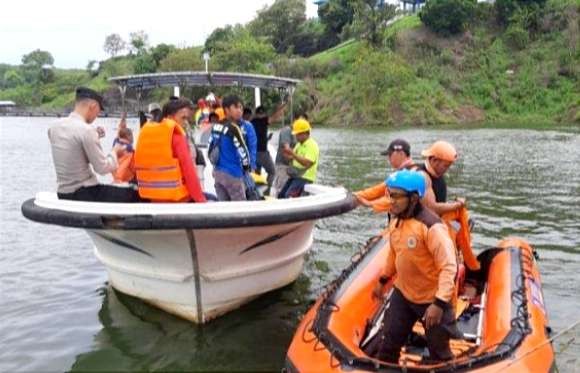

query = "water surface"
(1, 117), (578, 371)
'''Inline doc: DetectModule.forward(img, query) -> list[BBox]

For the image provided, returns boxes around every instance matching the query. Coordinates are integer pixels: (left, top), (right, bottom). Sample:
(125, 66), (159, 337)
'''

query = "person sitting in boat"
(371, 169), (459, 363)
(208, 95), (252, 201)
(112, 127), (136, 184)
(48, 87), (138, 202)
(251, 104), (287, 195)
(134, 98), (206, 203)
(355, 138), (418, 212)
(272, 113), (299, 196)
(418, 140), (465, 216)
(278, 119), (319, 199)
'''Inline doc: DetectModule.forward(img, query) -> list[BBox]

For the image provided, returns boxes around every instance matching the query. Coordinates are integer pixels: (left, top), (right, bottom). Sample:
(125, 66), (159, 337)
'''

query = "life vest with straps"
(134, 119), (190, 202)
(441, 206), (481, 271)
(113, 152), (135, 183)
(418, 163), (447, 202)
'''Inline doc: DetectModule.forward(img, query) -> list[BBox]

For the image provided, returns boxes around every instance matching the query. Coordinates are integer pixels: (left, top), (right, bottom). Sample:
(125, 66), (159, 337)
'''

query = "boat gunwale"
(21, 189), (357, 230)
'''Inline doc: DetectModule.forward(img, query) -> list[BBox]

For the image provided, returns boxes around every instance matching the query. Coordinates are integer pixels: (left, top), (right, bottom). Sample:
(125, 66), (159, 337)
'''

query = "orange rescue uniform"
(134, 119), (190, 202)
(384, 207), (457, 304)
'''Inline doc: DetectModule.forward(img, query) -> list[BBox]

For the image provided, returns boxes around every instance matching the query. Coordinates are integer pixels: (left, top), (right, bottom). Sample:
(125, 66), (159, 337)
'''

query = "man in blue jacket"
(209, 95), (251, 201)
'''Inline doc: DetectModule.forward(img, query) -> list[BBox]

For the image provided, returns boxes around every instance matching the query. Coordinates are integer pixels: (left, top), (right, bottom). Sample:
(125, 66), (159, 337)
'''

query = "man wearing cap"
(278, 118), (319, 199)
(48, 87), (134, 202)
(355, 138), (417, 212)
(418, 140), (465, 216)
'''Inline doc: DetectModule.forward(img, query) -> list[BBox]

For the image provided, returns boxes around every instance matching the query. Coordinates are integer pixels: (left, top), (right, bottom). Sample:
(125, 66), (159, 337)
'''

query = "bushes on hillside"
(495, 0), (547, 25)
(420, 0), (477, 35)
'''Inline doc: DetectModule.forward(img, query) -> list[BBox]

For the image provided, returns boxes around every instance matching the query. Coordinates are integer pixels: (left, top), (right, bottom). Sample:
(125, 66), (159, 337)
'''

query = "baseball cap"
(148, 102), (161, 113)
(380, 139), (411, 156)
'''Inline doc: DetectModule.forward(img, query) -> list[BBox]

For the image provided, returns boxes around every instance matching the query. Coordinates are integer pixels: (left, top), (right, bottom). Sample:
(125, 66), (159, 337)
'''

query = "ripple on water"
(1, 121), (579, 371)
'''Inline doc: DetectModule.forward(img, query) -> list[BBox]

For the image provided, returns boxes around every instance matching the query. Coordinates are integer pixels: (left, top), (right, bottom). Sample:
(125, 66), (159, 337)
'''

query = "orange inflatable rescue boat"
(285, 236), (554, 372)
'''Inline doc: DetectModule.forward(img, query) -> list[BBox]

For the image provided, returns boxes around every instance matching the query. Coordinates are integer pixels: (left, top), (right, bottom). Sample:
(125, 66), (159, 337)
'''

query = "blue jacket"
(242, 120), (257, 171)
(210, 121), (251, 178)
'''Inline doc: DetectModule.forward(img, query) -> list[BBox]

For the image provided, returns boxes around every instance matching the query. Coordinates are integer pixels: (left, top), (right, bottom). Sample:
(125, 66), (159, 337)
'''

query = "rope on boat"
(491, 318), (580, 373)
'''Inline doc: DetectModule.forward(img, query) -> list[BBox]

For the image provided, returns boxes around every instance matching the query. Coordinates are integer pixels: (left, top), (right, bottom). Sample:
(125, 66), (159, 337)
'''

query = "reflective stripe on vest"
(134, 118), (189, 202)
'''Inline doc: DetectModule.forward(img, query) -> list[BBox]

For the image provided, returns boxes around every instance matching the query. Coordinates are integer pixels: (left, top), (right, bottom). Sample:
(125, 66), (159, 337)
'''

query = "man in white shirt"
(48, 87), (136, 202)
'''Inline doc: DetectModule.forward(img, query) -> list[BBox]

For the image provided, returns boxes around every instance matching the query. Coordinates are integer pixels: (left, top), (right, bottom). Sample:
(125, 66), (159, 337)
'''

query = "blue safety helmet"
(385, 170), (426, 198)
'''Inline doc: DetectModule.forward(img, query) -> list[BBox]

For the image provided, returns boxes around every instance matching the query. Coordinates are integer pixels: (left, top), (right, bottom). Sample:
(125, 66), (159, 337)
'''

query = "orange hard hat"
(421, 140), (458, 162)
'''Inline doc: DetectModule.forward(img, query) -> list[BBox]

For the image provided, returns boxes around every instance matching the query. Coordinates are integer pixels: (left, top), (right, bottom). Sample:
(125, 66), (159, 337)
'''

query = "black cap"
(75, 87), (104, 110)
(380, 138), (411, 156)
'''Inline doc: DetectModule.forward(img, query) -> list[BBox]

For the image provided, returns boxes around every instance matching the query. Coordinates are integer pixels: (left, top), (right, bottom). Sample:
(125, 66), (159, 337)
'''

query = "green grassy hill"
(301, 2), (578, 126)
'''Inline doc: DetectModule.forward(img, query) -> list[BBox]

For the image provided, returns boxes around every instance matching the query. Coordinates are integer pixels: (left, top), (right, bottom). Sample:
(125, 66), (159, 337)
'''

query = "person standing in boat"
(208, 95), (251, 201)
(251, 104), (286, 195)
(371, 170), (459, 363)
(278, 118), (319, 199)
(418, 140), (465, 215)
(242, 108), (258, 172)
(355, 138), (418, 212)
(134, 98), (206, 203)
(48, 87), (136, 202)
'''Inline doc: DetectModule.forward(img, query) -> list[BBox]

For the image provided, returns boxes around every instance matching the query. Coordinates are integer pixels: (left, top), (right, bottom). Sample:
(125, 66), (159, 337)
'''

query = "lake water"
(1, 117), (579, 371)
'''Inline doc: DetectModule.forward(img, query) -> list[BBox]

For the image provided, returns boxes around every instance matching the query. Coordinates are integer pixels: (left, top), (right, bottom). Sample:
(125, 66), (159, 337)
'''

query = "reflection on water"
(0, 117), (578, 371)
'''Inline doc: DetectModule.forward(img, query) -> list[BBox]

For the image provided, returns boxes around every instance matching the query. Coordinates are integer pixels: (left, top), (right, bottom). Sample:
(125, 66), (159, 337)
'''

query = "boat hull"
(88, 221), (314, 323)
(21, 185), (356, 323)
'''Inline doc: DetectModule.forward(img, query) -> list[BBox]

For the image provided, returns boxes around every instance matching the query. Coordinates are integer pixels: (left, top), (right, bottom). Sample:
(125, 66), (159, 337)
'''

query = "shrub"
(504, 24), (530, 49)
(420, 0), (477, 35)
(495, 0), (547, 25)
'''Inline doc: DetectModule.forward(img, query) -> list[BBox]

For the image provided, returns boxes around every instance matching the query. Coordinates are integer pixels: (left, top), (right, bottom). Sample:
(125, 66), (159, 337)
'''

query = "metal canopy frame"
(109, 71), (301, 91)
(108, 71), (301, 122)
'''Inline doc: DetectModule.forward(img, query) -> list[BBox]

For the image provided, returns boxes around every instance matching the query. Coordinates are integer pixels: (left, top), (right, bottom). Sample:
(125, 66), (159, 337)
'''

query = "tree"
(318, 0), (356, 37)
(420, 0), (476, 35)
(204, 25), (238, 54)
(287, 18), (336, 56)
(22, 49), (54, 68)
(21, 49), (54, 84)
(129, 31), (149, 54)
(248, 0), (306, 54)
(3, 69), (25, 88)
(158, 47), (205, 72)
(212, 31), (276, 73)
(103, 33), (126, 57)
(350, 0), (397, 47)
(150, 43), (176, 66)
(133, 54), (157, 74)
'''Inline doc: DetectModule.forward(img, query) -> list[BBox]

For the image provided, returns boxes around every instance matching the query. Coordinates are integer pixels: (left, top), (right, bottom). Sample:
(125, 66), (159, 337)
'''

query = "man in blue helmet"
(370, 169), (459, 363)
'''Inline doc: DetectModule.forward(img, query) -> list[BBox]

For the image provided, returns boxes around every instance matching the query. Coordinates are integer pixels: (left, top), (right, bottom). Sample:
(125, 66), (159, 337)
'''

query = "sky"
(0, 0), (318, 69)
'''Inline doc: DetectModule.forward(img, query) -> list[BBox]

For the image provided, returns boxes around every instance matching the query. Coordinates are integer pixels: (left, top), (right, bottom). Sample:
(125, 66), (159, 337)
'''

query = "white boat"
(22, 71), (356, 323)
(22, 185), (356, 323)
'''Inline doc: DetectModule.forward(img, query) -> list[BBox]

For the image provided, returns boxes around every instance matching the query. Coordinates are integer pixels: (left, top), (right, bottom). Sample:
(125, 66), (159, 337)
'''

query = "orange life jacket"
(134, 119), (190, 202)
(113, 152), (135, 183)
(441, 207), (481, 271)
